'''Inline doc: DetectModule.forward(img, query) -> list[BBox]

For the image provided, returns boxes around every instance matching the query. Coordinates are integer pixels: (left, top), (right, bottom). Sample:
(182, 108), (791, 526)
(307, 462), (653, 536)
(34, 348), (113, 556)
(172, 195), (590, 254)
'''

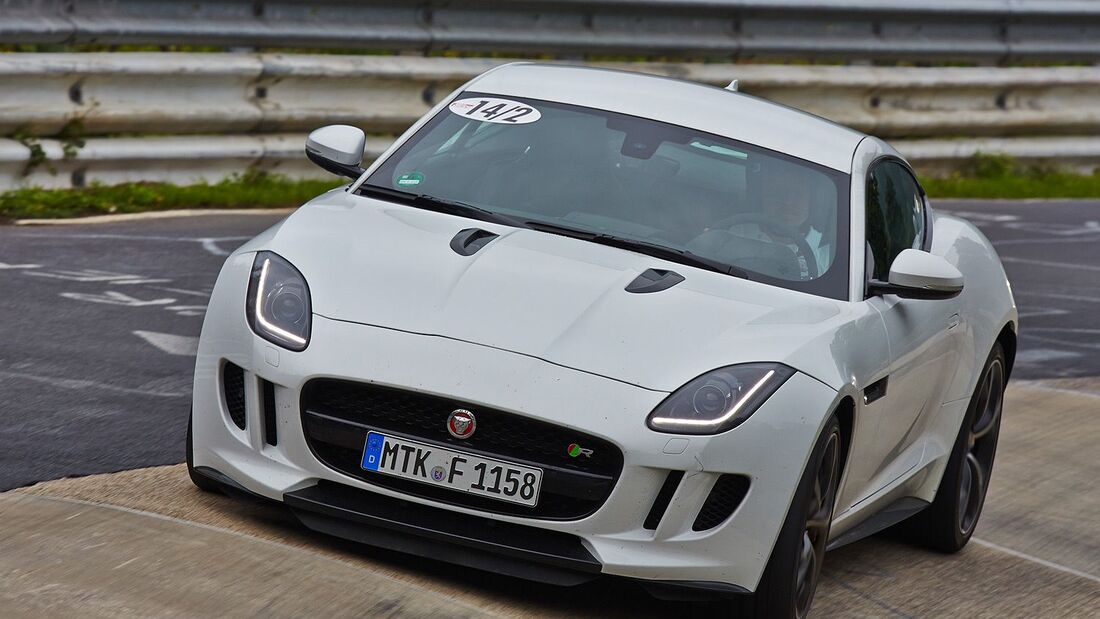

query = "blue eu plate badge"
(361, 432), (385, 471)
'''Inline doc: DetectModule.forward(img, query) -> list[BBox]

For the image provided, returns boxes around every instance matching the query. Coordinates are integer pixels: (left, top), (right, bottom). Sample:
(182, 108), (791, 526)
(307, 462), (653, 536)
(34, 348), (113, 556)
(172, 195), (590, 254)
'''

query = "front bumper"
(192, 252), (840, 593)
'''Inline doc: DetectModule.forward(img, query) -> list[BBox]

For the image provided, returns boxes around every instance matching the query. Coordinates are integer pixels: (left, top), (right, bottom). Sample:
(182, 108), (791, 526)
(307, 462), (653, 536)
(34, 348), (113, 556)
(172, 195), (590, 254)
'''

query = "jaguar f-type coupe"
(188, 63), (1017, 618)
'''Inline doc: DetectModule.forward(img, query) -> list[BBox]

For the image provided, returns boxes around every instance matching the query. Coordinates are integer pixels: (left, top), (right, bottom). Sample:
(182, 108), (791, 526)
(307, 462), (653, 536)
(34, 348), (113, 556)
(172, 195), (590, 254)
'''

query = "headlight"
(646, 363), (795, 435)
(246, 251), (311, 351)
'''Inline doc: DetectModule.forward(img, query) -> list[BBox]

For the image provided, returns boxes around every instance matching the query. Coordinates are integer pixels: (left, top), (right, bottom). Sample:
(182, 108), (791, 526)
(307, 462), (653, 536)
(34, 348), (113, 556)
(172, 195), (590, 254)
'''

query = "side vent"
(261, 379), (278, 446)
(222, 362), (246, 430)
(693, 474), (751, 532)
(643, 470), (685, 530)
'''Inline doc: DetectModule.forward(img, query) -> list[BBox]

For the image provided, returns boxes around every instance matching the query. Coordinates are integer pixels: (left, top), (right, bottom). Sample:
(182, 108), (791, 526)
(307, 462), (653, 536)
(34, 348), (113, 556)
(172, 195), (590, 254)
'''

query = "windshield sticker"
(395, 171), (424, 187)
(690, 140), (748, 159)
(448, 97), (542, 125)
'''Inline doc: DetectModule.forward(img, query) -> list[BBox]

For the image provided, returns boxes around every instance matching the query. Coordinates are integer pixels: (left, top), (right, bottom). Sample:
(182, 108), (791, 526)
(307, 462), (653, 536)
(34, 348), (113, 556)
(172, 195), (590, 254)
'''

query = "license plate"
(360, 431), (543, 507)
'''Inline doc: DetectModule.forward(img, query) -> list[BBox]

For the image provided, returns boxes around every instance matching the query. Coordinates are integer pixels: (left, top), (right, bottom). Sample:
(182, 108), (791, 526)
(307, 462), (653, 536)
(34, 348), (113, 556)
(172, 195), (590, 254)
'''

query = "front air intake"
(261, 379), (278, 446)
(222, 361), (246, 430)
(643, 470), (684, 530)
(692, 474), (751, 531)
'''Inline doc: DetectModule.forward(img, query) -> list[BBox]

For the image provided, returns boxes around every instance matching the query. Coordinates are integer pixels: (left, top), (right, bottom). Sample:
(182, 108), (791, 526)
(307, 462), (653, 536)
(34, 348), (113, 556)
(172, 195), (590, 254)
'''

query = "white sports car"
(188, 63), (1017, 617)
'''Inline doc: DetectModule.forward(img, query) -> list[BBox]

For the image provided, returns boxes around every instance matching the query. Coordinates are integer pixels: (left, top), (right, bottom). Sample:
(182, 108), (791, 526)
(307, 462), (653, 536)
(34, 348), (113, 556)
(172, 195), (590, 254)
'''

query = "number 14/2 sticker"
(448, 97), (541, 125)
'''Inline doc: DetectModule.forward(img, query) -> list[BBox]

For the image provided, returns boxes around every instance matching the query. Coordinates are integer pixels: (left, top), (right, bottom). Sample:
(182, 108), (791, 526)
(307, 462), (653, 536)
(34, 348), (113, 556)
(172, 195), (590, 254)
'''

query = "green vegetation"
(920, 153), (1100, 199)
(0, 172), (341, 221)
(1, 154), (1097, 222)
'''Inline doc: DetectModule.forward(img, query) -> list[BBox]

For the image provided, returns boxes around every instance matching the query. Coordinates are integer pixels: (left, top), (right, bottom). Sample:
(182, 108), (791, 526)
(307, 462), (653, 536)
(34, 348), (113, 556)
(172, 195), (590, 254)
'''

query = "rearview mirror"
(868, 249), (963, 300)
(305, 125), (366, 180)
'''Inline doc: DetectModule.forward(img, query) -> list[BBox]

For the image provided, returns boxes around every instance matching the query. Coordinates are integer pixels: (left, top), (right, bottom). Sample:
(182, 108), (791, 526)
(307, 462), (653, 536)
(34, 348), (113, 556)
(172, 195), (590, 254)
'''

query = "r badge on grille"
(447, 409), (476, 439)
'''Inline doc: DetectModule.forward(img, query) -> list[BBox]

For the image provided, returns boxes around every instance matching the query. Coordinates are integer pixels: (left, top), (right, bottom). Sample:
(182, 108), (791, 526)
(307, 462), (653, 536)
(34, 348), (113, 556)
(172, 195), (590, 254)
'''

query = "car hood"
(250, 195), (853, 392)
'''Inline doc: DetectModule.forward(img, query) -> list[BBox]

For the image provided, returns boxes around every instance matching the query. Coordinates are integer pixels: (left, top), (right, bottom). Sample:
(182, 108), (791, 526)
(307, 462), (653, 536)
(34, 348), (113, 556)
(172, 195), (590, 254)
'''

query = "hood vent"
(626, 268), (685, 294)
(450, 228), (499, 256)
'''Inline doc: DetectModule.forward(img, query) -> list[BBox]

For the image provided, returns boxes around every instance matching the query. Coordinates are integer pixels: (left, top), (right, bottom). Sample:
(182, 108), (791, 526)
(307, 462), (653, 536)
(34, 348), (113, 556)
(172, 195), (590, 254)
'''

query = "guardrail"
(4, 1), (1100, 63)
(2, 53), (1099, 189)
(6, 54), (1100, 140)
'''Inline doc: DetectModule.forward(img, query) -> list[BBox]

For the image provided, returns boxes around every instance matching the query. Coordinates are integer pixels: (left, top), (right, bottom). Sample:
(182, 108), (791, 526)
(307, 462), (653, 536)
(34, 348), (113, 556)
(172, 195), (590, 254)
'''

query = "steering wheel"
(712, 213), (819, 279)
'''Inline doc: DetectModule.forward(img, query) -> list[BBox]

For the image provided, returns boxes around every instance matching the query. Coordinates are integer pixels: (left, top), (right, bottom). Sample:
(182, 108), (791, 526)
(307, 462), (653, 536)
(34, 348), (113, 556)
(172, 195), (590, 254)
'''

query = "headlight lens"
(246, 251), (311, 351)
(646, 363), (795, 435)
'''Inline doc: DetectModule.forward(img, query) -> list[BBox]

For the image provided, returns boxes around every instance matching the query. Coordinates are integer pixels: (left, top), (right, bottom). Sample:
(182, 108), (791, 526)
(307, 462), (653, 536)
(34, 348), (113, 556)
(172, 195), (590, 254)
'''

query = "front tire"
(723, 415), (842, 619)
(901, 342), (1006, 552)
(187, 410), (221, 494)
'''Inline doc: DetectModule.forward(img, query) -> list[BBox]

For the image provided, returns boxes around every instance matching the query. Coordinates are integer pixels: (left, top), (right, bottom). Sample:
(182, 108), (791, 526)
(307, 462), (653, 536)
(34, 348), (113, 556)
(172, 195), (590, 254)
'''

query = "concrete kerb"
(0, 492), (508, 618)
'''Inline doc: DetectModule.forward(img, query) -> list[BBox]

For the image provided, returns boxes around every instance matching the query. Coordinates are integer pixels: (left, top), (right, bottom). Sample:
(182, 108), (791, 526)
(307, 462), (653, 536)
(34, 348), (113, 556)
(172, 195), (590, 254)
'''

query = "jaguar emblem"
(447, 409), (477, 439)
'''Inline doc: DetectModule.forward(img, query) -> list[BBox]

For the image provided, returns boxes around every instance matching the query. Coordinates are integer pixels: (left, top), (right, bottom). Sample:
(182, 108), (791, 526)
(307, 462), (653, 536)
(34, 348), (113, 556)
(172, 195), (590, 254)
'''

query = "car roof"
(469, 63), (865, 173)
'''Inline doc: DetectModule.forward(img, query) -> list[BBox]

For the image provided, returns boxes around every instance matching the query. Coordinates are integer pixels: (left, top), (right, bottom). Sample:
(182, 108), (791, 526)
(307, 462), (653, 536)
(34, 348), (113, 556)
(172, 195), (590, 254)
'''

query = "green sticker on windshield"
(396, 172), (424, 187)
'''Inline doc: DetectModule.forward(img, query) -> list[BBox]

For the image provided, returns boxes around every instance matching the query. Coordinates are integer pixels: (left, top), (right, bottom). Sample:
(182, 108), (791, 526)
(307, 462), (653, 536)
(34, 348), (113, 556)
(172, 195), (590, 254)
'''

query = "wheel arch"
(833, 395), (855, 491)
(997, 321), (1018, 380)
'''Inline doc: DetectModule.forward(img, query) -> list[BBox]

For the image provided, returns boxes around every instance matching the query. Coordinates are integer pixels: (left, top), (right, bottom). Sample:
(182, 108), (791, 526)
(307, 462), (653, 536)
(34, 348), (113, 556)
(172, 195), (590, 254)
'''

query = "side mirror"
(868, 249), (963, 300)
(305, 125), (366, 180)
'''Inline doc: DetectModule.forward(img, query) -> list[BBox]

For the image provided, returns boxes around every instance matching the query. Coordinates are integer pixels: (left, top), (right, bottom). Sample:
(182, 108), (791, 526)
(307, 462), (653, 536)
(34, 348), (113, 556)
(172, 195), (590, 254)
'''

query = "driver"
(728, 169), (831, 279)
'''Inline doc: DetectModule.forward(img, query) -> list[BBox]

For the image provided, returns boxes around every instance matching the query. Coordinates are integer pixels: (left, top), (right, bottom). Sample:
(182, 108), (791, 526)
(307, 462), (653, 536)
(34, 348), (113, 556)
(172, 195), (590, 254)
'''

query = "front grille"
(222, 361), (246, 430)
(300, 378), (624, 520)
(693, 474), (751, 531)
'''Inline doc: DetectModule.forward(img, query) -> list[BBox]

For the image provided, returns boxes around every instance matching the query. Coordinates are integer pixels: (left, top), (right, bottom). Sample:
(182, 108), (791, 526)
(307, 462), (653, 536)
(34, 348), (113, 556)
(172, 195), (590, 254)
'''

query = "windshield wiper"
(524, 220), (749, 279)
(359, 185), (527, 228)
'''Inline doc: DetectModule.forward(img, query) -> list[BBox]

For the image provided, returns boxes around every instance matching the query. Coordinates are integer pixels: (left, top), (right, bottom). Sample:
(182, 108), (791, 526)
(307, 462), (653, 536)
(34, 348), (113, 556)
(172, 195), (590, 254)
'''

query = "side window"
(865, 160), (925, 281)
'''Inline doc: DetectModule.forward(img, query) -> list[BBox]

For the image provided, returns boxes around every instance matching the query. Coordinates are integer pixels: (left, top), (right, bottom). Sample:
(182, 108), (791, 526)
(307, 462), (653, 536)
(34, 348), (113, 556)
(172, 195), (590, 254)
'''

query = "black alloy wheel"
(794, 430), (840, 618)
(898, 342), (1007, 553)
(958, 354), (1004, 536)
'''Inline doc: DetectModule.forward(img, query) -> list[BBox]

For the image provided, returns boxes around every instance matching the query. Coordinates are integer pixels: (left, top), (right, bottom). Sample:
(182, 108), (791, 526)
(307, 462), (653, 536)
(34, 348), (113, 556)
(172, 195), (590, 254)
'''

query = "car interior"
(374, 103), (841, 282)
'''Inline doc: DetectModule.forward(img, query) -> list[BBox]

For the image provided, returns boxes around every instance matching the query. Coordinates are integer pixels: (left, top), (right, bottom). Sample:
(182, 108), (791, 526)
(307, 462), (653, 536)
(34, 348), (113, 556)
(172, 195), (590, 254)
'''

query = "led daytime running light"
(254, 258), (307, 348)
(650, 370), (775, 430)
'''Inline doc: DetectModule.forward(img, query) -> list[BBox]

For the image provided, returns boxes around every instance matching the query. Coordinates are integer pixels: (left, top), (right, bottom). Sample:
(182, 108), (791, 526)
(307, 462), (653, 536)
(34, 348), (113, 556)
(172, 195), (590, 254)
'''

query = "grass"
(1, 155), (1098, 222)
(0, 173), (343, 221)
(920, 152), (1100, 199)
(915, 151), (1100, 199)
(922, 172), (1100, 199)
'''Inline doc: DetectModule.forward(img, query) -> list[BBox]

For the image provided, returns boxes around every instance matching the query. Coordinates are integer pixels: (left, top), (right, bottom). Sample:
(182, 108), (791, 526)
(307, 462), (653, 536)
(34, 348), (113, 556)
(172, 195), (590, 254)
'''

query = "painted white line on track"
(1013, 291), (1100, 304)
(971, 538), (1100, 586)
(16, 208), (294, 226)
(1014, 348), (1082, 365)
(149, 286), (210, 298)
(0, 370), (187, 398)
(1000, 256), (1100, 272)
(8, 232), (251, 244)
(945, 211), (1020, 222)
(997, 236), (1100, 246)
(133, 331), (199, 356)
(59, 290), (175, 307)
(200, 238), (231, 256)
(1029, 333), (1100, 352)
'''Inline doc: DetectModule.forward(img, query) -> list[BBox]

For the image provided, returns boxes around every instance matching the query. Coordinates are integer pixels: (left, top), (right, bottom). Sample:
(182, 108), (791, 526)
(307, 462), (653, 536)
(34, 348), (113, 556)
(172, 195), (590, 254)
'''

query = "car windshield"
(363, 92), (850, 299)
